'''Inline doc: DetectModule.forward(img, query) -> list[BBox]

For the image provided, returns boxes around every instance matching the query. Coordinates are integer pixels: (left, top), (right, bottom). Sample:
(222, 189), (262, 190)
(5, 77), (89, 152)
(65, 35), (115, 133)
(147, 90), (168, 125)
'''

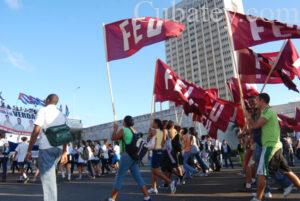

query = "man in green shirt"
(249, 93), (300, 201)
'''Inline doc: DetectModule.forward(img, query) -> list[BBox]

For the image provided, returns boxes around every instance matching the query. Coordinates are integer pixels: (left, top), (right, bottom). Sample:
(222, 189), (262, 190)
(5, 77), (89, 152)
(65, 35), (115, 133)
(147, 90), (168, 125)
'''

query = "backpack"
(123, 128), (148, 161)
(80, 147), (89, 161)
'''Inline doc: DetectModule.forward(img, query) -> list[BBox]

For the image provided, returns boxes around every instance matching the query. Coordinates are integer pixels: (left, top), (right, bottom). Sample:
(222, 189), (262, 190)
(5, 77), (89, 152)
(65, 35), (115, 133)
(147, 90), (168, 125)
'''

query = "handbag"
(44, 124), (73, 147)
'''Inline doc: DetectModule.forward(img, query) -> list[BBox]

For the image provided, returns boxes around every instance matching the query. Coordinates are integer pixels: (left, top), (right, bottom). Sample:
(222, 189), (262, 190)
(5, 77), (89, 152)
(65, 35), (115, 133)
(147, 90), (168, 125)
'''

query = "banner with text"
(0, 107), (35, 135)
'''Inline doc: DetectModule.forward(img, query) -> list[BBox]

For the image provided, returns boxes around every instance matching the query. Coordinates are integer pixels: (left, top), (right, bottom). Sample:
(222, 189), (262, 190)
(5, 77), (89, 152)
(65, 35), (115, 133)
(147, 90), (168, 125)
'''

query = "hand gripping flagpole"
(260, 39), (288, 93)
(224, 10), (248, 127)
(103, 23), (117, 122)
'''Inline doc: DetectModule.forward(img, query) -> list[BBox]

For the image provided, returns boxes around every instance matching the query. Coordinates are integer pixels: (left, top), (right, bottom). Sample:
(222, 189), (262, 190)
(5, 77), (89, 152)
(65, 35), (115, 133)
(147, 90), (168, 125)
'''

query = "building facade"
(164, 0), (244, 100)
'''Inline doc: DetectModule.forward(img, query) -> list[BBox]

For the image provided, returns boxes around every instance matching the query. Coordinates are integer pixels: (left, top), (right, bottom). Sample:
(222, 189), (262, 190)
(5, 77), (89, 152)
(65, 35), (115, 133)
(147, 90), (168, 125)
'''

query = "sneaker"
(283, 184), (293, 197)
(147, 188), (158, 195)
(170, 180), (177, 194)
(251, 192), (272, 198)
(264, 192), (272, 198)
(24, 177), (30, 184)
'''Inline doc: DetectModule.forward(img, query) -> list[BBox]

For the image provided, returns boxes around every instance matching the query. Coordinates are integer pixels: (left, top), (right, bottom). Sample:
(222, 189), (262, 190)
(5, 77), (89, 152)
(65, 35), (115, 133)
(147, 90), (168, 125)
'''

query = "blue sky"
(0, 0), (300, 127)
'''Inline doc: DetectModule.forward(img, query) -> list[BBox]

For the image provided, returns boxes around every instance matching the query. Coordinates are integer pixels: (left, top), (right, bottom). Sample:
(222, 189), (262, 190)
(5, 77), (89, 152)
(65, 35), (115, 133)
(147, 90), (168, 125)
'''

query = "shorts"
(151, 150), (164, 169)
(161, 151), (173, 173)
(112, 155), (120, 165)
(91, 160), (100, 165)
(17, 162), (26, 168)
(257, 148), (291, 176)
(77, 162), (86, 166)
(170, 151), (181, 168)
(253, 144), (262, 165)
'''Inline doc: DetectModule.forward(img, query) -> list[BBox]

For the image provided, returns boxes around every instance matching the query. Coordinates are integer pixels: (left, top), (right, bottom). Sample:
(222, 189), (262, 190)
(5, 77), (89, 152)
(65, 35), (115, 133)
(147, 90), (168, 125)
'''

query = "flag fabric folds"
(104, 17), (185, 61)
(237, 40), (300, 92)
(154, 59), (244, 133)
(18, 93), (45, 106)
(227, 11), (300, 50)
(227, 77), (259, 104)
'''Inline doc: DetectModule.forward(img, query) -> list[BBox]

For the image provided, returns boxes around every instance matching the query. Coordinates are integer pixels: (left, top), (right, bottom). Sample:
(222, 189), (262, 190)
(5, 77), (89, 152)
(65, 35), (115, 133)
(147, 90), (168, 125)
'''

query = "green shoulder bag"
(45, 124), (73, 147)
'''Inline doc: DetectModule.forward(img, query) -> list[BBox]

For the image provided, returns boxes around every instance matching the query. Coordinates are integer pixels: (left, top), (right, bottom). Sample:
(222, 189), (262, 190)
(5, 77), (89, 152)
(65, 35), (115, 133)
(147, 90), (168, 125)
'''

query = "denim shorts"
(151, 150), (164, 169)
(254, 144), (262, 164)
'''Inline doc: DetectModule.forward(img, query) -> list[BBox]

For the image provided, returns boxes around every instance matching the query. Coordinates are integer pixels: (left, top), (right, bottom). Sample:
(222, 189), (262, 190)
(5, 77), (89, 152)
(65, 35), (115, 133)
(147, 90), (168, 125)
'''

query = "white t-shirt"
(101, 144), (109, 159)
(87, 146), (95, 160)
(77, 147), (86, 163)
(15, 142), (29, 162)
(34, 104), (66, 150)
(114, 145), (120, 156)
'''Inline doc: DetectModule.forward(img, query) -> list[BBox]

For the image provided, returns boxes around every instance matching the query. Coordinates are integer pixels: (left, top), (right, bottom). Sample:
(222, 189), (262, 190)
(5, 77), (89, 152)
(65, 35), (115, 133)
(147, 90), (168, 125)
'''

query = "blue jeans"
(0, 157), (8, 180)
(113, 153), (146, 190)
(38, 148), (62, 201)
(194, 152), (209, 172)
(183, 151), (198, 177)
(274, 171), (292, 189)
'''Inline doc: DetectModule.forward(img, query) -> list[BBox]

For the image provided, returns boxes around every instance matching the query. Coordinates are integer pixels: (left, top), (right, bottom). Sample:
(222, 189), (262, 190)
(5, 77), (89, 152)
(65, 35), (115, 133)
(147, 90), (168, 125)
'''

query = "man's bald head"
(45, 94), (59, 105)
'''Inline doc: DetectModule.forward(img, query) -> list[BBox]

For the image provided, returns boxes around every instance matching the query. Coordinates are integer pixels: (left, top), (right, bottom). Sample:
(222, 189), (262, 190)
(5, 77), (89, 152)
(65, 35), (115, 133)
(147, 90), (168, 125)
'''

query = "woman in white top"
(85, 140), (95, 179)
(91, 141), (101, 177)
(148, 119), (176, 195)
(59, 143), (72, 181)
(76, 141), (86, 180)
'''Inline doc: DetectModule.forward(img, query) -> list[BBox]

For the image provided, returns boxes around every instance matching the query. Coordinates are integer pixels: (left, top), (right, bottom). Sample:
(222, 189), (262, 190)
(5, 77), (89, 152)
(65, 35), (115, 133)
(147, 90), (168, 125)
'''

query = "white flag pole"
(179, 108), (184, 125)
(224, 10), (248, 127)
(174, 105), (179, 124)
(103, 23), (117, 122)
(150, 60), (158, 123)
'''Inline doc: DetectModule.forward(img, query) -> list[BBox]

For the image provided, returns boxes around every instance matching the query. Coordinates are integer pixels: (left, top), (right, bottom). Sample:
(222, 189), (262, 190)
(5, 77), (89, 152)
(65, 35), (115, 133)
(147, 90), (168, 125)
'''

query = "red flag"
(193, 114), (218, 139)
(275, 40), (300, 78)
(154, 59), (194, 105)
(154, 59), (237, 132)
(227, 77), (259, 103)
(237, 47), (298, 88)
(295, 108), (300, 132)
(278, 114), (297, 132)
(296, 108), (300, 122)
(105, 17), (185, 61)
(237, 48), (287, 83)
(227, 11), (300, 50)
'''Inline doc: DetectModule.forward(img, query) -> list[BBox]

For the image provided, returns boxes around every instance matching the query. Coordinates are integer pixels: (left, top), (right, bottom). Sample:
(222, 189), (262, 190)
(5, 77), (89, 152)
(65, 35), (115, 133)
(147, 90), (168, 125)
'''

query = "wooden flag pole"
(103, 23), (117, 122)
(224, 10), (248, 125)
(260, 40), (288, 93)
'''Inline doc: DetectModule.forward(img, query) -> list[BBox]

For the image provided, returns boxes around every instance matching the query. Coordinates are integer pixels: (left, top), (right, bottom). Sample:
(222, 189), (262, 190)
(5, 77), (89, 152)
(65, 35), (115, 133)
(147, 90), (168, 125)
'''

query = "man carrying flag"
(248, 93), (300, 201)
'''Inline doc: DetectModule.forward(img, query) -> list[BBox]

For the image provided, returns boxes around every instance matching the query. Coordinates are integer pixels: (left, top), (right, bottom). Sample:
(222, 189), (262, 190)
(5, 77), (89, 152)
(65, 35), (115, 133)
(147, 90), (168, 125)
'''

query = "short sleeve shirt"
(120, 127), (133, 153)
(34, 104), (66, 150)
(261, 107), (282, 151)
(15, 142), (29, 162)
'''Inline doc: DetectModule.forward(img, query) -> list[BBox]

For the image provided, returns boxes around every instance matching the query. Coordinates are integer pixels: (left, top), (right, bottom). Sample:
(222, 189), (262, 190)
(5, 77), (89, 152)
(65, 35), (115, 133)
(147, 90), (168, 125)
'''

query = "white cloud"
(0, 46), (33, 71)
(4, 0), (22, 10)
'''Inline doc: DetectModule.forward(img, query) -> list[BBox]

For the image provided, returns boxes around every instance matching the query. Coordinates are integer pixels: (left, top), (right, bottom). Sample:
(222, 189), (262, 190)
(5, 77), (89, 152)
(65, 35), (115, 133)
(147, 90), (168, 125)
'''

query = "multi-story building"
(164, 0), (244, 100)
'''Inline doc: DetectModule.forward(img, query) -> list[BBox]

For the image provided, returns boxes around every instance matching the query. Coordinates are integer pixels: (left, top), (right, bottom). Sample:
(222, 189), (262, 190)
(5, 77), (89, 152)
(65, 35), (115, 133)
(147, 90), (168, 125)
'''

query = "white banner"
(0, 107), (36, 135)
